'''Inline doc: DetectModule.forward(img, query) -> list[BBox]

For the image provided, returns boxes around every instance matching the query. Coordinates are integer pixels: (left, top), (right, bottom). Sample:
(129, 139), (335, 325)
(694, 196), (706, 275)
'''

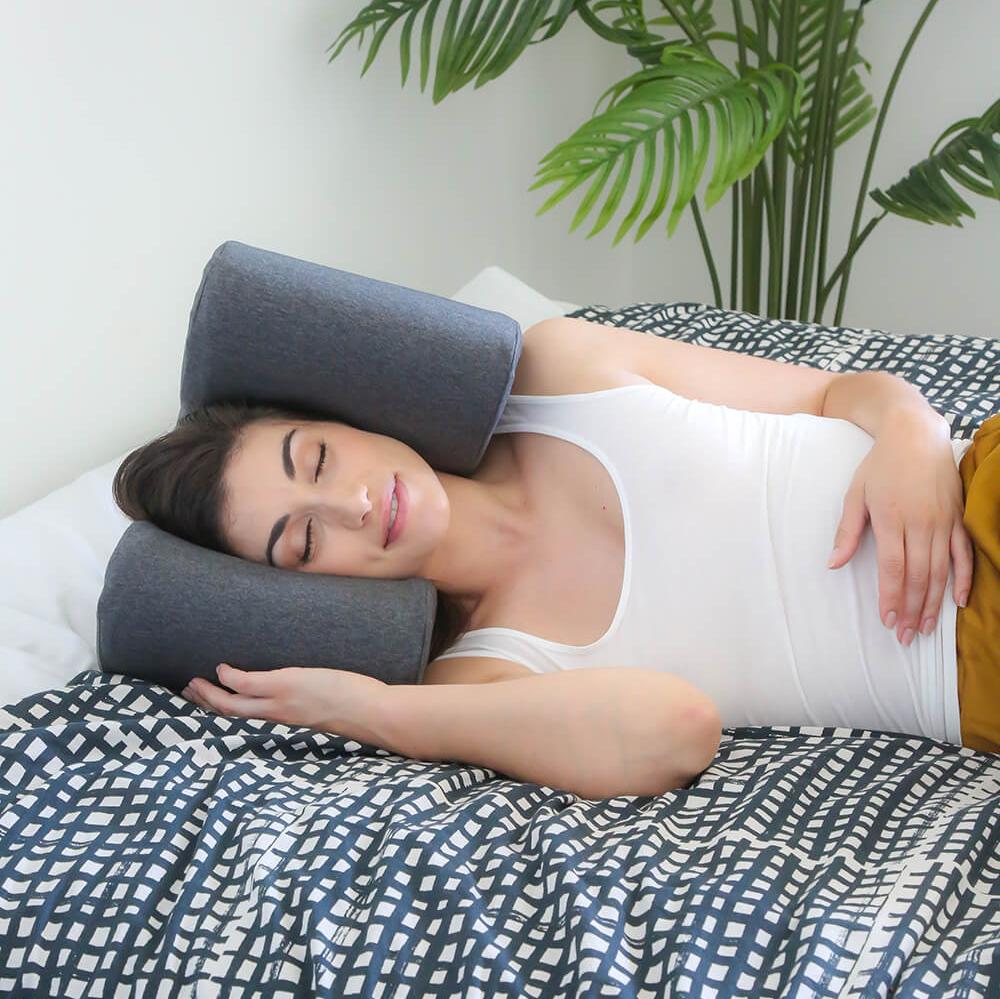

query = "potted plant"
(328, 0), (999, 324)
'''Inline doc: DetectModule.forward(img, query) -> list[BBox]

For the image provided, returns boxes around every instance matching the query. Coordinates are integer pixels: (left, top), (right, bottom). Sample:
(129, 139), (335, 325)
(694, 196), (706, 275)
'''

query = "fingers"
(950, 520), (974, 607)
(876, 517), (961, 646)
(873, 509), (906, 633)
(181, 681), (211, 712)
(829, 484), (868, 568)
(183, 678), (273, 718)
(181, 665), (280, 719)
(891, 518), (933, 645)
(216, 662), (269, 693)
(916, 525), (951, 639)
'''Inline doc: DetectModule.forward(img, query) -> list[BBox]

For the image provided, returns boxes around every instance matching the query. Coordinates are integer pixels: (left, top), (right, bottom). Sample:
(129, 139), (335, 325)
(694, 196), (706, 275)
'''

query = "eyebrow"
(265, 427), (299, 566)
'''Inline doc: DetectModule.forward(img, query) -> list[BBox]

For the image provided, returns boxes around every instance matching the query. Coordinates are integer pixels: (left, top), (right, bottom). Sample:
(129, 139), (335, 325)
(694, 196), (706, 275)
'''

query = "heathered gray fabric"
(97, 522), (437, 690)
(179, 240), (521, 476)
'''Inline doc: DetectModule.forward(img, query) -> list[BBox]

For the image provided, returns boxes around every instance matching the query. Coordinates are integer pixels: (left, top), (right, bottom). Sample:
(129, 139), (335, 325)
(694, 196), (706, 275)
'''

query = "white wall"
(2, 2), (997, 518)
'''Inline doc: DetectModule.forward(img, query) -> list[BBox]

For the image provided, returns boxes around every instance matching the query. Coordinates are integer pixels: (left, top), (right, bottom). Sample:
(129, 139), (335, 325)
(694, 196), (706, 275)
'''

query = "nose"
(324, 481), (372, 527)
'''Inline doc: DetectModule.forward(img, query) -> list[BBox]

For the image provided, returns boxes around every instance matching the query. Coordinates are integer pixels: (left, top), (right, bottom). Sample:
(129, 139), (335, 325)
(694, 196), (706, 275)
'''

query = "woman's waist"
(634, 536), (958, 734)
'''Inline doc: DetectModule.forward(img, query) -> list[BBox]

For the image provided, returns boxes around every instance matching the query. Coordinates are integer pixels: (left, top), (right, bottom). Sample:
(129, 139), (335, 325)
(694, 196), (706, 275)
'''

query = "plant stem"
(757, 160), (779, 316)
(768, 0), (798, 319)
(753, 162), (767, 314)
(833, 0), (942, 325)
(814, 3), (866, 323)
(690, 196), (723, 306)
(748, 0), (770, 313)
(819, 210), (887, 306)
(730, 0), (749, 309)
(784, 146), (807, 319)
(660, 0), (716, 59)
(750, 0), (781, 312)
(741, 175), (754, 310)
(730, 181), (740, 309)
(799, 1), (842, 321)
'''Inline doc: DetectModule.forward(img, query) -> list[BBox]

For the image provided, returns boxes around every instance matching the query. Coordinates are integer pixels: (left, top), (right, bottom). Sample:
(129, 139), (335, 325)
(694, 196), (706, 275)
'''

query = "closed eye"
(300, 441), (327, 564)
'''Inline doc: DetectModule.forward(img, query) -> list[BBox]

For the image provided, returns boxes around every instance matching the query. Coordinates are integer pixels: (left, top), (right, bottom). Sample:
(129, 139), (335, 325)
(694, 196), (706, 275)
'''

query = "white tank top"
(436, 384), (971, 746)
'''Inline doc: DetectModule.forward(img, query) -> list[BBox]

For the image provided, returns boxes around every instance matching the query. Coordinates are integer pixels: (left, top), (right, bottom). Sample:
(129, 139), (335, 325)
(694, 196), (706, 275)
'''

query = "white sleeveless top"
(436, 384), (971, 746)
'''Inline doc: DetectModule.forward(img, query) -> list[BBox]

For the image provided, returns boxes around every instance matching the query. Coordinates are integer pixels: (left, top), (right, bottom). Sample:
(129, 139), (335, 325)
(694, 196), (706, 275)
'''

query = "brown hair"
(111, 400), (471, 663)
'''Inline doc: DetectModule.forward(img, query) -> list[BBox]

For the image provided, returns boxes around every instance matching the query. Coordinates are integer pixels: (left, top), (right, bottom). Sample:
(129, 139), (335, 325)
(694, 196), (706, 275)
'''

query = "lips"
(383, 475), (396, 547)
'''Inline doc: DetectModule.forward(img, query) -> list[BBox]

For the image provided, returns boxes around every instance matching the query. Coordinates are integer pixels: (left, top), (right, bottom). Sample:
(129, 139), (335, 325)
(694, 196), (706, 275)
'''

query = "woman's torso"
(440, 362), (967, 745)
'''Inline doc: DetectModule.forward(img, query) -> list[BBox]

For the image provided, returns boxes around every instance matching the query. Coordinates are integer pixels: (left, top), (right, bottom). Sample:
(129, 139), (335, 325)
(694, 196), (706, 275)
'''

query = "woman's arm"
(377, 667), (721, 799)
(821, 369), (950, 438)
(183, 663), (722, 800)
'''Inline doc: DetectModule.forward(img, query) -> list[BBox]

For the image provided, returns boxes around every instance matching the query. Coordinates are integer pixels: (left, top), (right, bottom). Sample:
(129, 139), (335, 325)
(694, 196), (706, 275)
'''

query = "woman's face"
(221, 418), (449, 577)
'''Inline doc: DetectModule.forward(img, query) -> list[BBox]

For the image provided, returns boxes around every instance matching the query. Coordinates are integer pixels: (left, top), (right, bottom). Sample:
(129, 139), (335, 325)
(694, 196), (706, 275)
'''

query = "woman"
(112, 316), (1000, 774)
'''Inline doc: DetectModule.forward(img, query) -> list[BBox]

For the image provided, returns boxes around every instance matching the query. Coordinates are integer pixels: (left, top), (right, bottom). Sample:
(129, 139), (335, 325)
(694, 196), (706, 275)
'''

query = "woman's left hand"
(827, 413), (974, 646)
(180, 662), (387, 735)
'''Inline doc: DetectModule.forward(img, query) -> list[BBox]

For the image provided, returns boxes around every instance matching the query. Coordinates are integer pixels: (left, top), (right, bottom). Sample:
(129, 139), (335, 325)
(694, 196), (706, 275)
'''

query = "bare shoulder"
(422, 656), (536, 685)
(513, 316), (651, 396)
(519, 315), (838, 417)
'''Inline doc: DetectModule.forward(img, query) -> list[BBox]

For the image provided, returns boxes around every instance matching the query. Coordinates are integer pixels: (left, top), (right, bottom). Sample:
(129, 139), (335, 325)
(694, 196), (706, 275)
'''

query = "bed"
(1, 268), (998, 997)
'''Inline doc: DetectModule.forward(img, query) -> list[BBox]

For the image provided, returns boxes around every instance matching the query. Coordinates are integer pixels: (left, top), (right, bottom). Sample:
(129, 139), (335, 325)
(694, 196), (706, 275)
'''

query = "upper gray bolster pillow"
(179, 240), (521, 474)
(97, 240), (522, 694)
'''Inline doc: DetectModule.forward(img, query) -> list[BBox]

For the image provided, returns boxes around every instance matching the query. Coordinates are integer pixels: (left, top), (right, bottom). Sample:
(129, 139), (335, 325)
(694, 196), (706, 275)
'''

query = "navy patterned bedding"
(1, 303), (998, 997)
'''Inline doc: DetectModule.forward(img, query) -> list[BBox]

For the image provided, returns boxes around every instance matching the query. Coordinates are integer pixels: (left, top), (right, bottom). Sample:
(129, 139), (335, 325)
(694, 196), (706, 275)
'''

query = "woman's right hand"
(182, 662), (389, 737)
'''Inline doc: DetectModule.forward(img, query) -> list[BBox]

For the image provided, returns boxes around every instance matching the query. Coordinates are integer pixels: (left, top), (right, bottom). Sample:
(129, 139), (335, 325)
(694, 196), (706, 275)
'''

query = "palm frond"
(327, 0), (577, 104)
(869, 98), (1000, 225)
(529, 46), (801, 243)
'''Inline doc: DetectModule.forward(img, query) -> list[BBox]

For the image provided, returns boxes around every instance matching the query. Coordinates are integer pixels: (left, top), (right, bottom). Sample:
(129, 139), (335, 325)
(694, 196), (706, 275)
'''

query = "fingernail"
(958, 592), (968, 608)
(902, 627), (915, 646)
(920, 617), (935, 636)
(885, 611), (897, 629)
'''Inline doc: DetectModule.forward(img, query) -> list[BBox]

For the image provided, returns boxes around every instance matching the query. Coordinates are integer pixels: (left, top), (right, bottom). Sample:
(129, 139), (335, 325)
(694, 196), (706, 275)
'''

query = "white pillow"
(0, 453), (133, 704)
(0, 266), (579, 706)
(450, 265), (579, 328)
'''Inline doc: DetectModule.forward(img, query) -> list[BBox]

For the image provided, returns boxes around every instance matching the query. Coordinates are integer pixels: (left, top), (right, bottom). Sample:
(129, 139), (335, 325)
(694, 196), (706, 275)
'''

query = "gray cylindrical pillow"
(98, 522), (436, 689)
(179, 240), (521, 475)
(97, 240), (522, 694)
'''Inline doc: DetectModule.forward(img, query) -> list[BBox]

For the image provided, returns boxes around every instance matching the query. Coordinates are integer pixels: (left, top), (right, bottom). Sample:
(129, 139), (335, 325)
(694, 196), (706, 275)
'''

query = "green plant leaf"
(530, 45), (799, 243)
(569, 159), (616, 233)
(647, 0), (715, 35)
(577, 1), (670, 48)
(327, 0), (577, 103)
(589, 144), (637, 237)
(591, 0), (655, 36)
(459, 0), (518, 89)
(611, 132), (657, 245)
(869, 98), (1000, 225)
(398, 7), (419, 86)
(420, 0), (443, 95)
(529, 171), (592, 216)
(636, 124), (675, 242)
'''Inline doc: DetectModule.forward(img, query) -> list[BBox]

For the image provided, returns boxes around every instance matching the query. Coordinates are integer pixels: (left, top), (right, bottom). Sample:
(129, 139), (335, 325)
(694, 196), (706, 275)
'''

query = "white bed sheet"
(0, 265), (579, 705)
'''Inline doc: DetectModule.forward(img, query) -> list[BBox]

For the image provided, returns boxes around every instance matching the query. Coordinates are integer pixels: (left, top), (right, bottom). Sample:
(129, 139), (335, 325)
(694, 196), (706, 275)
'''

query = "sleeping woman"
(111, 316), (1000, 798)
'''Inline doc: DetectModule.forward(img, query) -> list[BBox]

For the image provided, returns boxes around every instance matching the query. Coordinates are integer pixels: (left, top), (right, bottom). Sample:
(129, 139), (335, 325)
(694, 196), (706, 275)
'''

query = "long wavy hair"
(111, 400), (472, 663)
